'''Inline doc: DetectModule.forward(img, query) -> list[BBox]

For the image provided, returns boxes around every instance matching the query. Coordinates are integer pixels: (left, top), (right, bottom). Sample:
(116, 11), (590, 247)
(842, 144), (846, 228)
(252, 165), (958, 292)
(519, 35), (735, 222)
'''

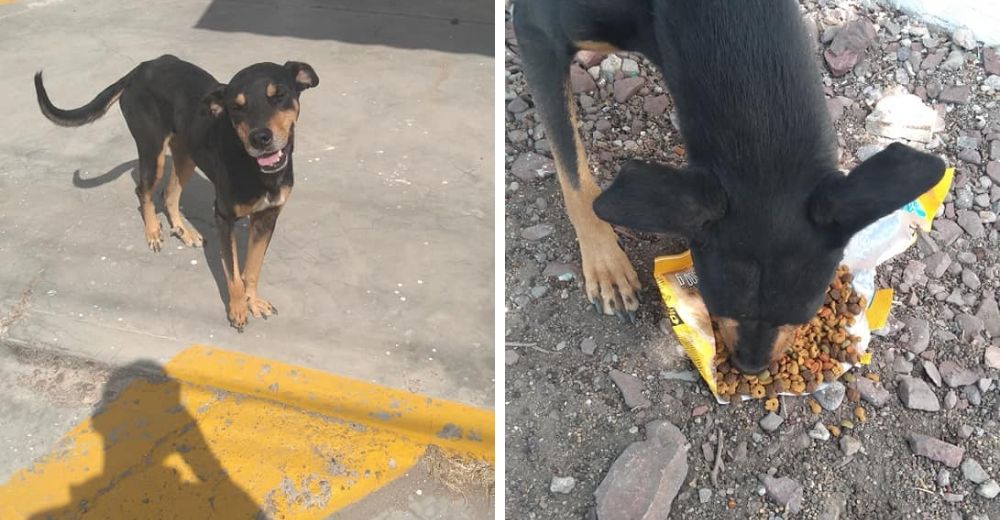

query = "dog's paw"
(145, 224), (163, 252)
(228, 299), (248, 332)
(247, 295), (277, 319)
(171, 225), (204, 248)
(579, 224), (641, 322)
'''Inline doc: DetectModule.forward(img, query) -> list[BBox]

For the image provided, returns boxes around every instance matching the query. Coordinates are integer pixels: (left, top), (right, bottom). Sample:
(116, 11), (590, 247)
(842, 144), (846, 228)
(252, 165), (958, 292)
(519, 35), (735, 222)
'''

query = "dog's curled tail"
(34, 71), (129, 127)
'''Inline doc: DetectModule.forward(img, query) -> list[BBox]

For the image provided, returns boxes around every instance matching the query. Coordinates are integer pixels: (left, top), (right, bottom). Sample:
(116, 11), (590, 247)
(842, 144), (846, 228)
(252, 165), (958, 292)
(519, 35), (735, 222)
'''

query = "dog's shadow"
(72, 159), (248, 309)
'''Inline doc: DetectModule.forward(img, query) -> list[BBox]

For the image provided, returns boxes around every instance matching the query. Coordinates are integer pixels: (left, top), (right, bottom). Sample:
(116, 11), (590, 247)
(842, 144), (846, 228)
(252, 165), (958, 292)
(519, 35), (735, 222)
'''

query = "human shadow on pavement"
(195, 0), (493, 56)
(28, 360), (264, 519)
(71, 159), (233, 312)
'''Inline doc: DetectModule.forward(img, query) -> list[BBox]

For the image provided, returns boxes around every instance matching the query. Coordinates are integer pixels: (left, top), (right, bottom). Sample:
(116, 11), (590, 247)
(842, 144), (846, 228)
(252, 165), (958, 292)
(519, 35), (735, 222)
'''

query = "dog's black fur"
(34, 55), (318, 331)
(514, 0), (945, 373)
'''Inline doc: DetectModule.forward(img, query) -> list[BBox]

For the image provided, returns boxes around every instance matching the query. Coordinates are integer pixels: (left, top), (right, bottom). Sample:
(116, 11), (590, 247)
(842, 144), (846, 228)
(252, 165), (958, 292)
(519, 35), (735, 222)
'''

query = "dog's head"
(595, 142), (945, 374)
(202, 61), (318, 174)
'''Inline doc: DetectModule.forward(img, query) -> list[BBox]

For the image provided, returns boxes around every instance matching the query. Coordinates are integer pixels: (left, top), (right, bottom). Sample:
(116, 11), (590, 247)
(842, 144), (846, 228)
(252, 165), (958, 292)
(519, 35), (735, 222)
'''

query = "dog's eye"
(269, 88), (287, 103)
(230, 103), (245, 113)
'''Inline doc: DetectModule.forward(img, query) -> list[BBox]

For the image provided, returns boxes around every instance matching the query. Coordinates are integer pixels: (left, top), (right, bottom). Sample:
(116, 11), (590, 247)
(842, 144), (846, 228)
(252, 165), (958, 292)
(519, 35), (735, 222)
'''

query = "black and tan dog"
(513, 0), (946, 373)
(34, 55), (318, 331)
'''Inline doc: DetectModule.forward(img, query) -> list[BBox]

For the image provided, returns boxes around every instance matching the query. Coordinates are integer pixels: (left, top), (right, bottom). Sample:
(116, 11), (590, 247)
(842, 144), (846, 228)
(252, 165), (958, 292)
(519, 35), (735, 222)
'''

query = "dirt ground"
(505, 1), (1000, 518)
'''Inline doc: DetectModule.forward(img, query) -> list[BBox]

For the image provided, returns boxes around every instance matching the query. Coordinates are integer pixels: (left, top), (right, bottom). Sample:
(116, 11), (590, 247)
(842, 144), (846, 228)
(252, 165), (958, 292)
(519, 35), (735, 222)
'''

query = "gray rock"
(984, 346), (1000, 369)
(963, 384), (982, 406)
(906, 433), (965, 468)
(933, 219), (964, 245)
(510, 153), (556, 182)
(698, 488), (712, 504)
(613, 76), (645, 103)
(856, 144), (884, 161)
(941, 49), (966, 71)
(759, 413), (784, 432)
(961, 458), (990, 484)
(938, 468), (952, 487)
(903, 260), (929, 287)
(543, 262), (579, 281)
(581, 337), (598, 355)
(864, 92), (943, 143)
(903, 317), (931, 353)
(840, 435), (862, 457)
(989, 161), (1000, 185)
(979, 378), (993, 392)
(853, 377), (892, 407)
(952, 27), (978, 50)
(939, 85), (972, 104)
(958, 210), (987, 238)
(944, 389), (958, 409)
(609, 369), (652, 410)
(923, 251), (951, 278)
(505, 349), (520, 366)
(595, 420), (689, 520)
(826, 96), (852, 121)
(924, 360), (943, 387)
(959, 149), (983, 165)
(957, 313), (985, 341)
(621, 58), (640, 77)
(762, 476), (804, 514)
(643, 95), (669, 117)
(551, 476), (576, 494)
(978, 479), (1000, 499)
(940, 360), (980, 387)
(893, 355), (914, 374)
(898, 376), (941, 411)
(522, 224), (555, 240)
(658, 370), (697, 382)
(977, 295), (1000, 337)
(818, 492), (846, 520)
(809, 422), (831, 441)
(507, 97), (530, 113)
(814, 381), (846, 411)
(570, 65), (597, 93)
(963, 269), (982, 290)
(987, 47), (1000, 75)
(942, 493), (964, 503)
(599, 54), (622, 83)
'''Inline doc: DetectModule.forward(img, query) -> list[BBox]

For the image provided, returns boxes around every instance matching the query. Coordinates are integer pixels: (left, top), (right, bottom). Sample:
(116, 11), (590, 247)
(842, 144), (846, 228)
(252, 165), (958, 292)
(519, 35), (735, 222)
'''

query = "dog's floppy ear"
(284, 61), (319, 90)
(201, 83), (227, 118)
(809, 142), (946, 241)
(594, 160), (726, 237)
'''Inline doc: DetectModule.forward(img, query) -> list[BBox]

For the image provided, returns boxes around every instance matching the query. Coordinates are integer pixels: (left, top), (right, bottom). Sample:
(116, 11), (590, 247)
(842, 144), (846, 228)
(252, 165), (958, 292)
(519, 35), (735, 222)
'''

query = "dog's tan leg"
(137, 135), (170, 251)
(242, 206), (281, 319)
(556, 87), (641, 317)
(164, 140), (204, 247)
(216, 213), (247, 330)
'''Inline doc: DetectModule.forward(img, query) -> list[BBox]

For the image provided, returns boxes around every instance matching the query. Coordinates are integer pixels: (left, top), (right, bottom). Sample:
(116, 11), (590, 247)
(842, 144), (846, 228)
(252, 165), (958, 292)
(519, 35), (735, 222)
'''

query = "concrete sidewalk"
(0, 0), (494, 513)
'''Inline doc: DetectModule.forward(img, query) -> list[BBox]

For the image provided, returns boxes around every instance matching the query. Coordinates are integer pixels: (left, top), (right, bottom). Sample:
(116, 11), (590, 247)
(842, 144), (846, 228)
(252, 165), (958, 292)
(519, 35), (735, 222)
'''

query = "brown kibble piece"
(847, 387), (861, 402)
(764, 397), (779, 412)
(854, 406), (866, 423)
(807, 399), (822, 415)
(828, 424), (841, 437)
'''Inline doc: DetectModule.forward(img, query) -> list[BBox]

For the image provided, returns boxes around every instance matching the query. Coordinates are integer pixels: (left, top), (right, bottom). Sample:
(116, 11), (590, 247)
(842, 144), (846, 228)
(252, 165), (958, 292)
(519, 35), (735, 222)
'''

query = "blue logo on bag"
(902, 200), (925, 219)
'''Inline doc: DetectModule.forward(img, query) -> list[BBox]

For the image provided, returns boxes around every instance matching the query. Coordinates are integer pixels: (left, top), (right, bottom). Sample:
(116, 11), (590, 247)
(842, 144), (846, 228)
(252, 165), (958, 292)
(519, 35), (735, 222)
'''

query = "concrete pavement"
(0, 0), (494, 513)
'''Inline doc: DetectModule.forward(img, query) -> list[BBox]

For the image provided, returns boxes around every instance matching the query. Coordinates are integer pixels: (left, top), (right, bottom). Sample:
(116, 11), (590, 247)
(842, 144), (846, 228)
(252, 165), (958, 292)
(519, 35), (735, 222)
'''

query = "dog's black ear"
(284, 61), (318, 90)
(809, 142), (946, 241)
(201, 84), (227, 118)
(594, 160), (726, 237)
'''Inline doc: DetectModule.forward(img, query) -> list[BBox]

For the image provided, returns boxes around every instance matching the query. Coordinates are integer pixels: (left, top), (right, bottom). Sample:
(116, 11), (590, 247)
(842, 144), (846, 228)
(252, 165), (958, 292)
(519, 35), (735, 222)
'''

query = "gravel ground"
(505, 1), (1000, 518)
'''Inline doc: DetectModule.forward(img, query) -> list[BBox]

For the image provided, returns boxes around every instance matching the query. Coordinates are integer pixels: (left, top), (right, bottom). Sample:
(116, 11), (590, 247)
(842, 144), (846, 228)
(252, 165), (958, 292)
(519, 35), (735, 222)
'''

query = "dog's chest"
(235, 186), (291, 218)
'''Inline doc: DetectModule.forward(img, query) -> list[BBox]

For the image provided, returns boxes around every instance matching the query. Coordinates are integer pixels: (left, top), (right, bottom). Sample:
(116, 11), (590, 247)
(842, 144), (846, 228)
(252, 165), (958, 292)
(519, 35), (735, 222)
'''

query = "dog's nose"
(249, 128), (273, 149)
(729, 352), (769, 375)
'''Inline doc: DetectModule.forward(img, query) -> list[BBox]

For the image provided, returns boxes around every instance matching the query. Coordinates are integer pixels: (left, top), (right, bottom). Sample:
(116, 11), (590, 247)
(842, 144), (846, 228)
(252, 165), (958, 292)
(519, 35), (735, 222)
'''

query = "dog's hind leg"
(164, 139), (204, 247)
(514, 11), (641, 321)
(131, 134), (170, 252)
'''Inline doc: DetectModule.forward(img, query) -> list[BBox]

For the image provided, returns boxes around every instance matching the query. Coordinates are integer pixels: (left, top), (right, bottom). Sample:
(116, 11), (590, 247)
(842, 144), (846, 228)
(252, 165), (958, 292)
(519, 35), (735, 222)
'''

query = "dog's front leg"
(242, 207), (280, 320)
(216, 210), (248, 331)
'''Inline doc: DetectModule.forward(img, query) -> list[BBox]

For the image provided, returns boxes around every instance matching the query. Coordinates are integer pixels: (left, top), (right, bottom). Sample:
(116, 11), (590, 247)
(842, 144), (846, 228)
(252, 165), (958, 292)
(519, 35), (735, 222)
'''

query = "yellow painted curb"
(0, 345), (494, 519)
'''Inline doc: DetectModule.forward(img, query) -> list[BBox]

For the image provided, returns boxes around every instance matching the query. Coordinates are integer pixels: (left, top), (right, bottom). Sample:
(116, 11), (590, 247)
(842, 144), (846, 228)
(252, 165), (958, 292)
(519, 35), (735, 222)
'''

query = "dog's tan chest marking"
(234, 186), (291, 218)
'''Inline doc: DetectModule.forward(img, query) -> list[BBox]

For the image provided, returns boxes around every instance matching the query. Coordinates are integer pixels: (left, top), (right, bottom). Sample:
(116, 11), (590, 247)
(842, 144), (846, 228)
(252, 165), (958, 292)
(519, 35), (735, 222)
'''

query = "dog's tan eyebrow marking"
(266, 83), (277, 97)
(234, 93), (246, 107)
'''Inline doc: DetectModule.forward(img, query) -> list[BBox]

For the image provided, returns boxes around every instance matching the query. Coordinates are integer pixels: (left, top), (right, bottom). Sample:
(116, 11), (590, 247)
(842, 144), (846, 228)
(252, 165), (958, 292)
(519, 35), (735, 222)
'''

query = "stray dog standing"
(34, 55), (318, 331)
(513, 0), (945, 373)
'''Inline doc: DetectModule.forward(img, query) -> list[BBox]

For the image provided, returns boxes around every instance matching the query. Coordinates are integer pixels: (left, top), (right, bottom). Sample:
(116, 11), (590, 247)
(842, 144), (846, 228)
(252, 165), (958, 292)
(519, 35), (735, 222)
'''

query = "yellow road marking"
(0, 345), (494, 518)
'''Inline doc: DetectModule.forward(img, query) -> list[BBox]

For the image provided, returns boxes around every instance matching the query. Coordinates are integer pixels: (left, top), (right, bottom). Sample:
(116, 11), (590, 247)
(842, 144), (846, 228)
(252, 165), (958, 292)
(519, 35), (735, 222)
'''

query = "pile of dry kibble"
(713, 265), (870, 417)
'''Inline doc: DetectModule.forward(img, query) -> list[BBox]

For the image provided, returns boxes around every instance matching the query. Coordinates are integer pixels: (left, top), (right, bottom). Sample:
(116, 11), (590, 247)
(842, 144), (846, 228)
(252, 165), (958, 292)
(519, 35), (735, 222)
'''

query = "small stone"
(824, 19), (877, 77)
(903, 317), (930, 353)
(941, 49), (966, 71)
(853, 377), (891, 407)
(906, 433), (965, 468)
(923, 360), (942, 387)
(893, 356), (914, 374)
(621, 59), (639, 77)
(809, 422), (831, 441)
(939, 85), (972, 104)
(989, 162), (1000, 184)
(978, 479), (1000, 499)
(826, 96), (851, 121)
(691, 405), (710, 417)
(510, 153), (556, 182)
(958, 210), (987, 238)
(814, 381), (846, 411)
(924, 251), (951, 278)
(551, 476), (576, 494)
(952, 27), (978, 50)
(897, 376), (941, 411)
(595, 420), (689, 519)
(521, 224), (555, 240)
(986, 47), (1000, 75)
(762, 476), (804, 514)
(856, 144), (884, 162)
(570, 65), (597, 93)
(840, 435), (862, 457)
(959, 149), (983, 165)
(643, 95), (669, 117)
(609, 369), (652, 410)
(984, 346), (1000, 369)
(977, 296), (1000, 337)
(933, 220), (964, 245)
(864, 91), (943, 143)
(599, 55), (622, 83)
(759, 413), (784, 432)
(505, 350), (520, 366)
(961, 458), (990, 484)
(963, 385), (982, 407)
(963, 269), (982, 290)
(938, 468), (952, 487)
(944, 390), (958, 409)
(940, 360), (980, 387)
(979, 377), (993, 392)
(613, 76), (644, 103)
(698, 488), (712, 504)
(580, 337), (597, 355)
(942, 493), (964, 503)
(543, 262), (579, 281)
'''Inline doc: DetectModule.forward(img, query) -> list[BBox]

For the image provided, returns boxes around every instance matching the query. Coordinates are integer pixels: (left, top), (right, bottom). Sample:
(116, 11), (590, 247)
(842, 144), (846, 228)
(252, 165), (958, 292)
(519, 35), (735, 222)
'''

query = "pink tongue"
(256, 152), (281, 167)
